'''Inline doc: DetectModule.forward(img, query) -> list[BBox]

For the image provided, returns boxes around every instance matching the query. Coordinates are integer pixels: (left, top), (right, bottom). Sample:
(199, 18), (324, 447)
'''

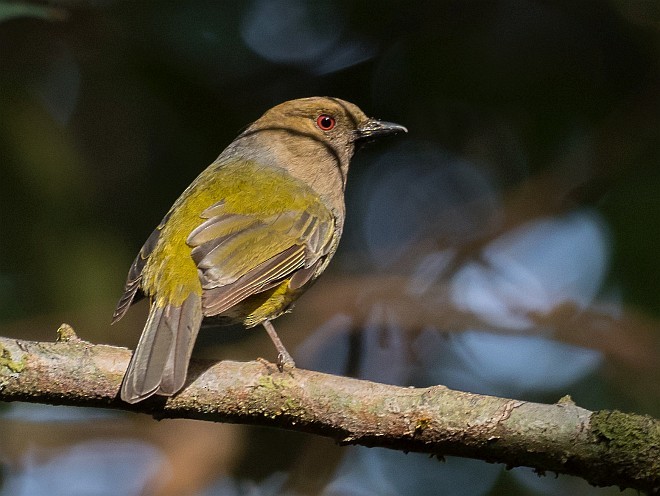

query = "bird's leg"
(262, 320), (296, 371)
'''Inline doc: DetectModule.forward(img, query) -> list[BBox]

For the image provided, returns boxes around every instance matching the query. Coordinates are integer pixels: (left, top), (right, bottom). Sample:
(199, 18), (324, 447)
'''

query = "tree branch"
(0, 325), (657, 493)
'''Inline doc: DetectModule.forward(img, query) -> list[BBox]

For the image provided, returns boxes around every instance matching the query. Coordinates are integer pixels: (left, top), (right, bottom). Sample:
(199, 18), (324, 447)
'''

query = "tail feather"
(120, 294), (203, 403)
(159, 296), (204, 395)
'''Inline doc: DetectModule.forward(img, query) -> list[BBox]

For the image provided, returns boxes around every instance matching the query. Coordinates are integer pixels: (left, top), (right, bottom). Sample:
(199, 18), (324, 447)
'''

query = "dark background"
(0, 1), (658, 495)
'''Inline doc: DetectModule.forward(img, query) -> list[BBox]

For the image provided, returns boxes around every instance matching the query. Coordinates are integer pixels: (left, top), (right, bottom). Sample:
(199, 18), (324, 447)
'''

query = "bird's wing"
(187, 200), (335, 317)
(112, 212), (172, 324)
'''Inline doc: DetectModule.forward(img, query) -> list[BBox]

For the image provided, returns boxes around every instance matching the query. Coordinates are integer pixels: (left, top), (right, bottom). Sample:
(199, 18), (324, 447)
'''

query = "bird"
(112, 96), (407, 403)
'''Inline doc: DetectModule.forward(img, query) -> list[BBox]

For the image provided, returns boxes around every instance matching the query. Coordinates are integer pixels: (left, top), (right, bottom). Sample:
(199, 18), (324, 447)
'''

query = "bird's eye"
(316, 114), (336, 131)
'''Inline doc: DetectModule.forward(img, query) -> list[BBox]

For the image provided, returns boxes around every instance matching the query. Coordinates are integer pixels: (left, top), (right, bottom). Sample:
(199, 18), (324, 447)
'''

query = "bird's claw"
(276, 352), (296, 372)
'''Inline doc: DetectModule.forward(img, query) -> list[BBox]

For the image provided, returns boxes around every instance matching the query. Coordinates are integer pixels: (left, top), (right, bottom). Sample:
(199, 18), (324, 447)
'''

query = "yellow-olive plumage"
(113, 97), (406, 403)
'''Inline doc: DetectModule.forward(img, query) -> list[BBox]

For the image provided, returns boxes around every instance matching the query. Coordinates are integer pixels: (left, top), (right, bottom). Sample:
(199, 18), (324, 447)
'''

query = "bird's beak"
(354, 119), (408, 142)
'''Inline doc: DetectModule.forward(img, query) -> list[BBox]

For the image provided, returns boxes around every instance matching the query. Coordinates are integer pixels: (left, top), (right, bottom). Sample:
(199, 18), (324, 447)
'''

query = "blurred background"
(0, 0), (659, 494)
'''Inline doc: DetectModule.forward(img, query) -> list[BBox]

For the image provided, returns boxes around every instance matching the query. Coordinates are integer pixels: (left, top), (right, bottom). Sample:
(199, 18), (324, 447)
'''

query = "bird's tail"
(121, 293), (203, 404)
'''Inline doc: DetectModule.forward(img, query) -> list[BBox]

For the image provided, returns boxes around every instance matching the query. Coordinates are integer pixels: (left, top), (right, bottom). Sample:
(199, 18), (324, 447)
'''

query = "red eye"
(316, 114), (335, 131)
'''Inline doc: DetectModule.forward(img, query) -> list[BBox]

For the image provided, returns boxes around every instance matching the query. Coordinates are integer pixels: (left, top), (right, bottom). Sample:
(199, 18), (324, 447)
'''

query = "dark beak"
(354, 119), (408, 142)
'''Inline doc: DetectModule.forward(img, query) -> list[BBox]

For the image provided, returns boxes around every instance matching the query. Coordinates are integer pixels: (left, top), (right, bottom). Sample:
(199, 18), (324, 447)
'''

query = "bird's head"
(231, 96), (406, 204)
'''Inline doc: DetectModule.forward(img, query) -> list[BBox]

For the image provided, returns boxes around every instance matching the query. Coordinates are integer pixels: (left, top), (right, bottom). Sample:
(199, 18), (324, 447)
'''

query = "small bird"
(113, 97), (406, 403)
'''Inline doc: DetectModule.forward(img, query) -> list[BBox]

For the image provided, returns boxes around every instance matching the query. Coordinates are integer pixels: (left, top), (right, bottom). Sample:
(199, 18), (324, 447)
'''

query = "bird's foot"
(263, 320), (296, 372)
(276, 351), (296, 372)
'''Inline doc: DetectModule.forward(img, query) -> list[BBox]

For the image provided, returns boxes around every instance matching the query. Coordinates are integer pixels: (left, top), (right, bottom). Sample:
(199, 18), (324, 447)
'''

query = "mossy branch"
(0, 325), (657, 494)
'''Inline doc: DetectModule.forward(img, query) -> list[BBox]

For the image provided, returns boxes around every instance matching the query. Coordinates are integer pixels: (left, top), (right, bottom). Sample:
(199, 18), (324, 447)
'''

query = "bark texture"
(0, 325), (657, 493)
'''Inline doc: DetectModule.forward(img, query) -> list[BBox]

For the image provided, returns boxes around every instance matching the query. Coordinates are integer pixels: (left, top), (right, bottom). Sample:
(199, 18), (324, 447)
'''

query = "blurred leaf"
(0, 2), (65, 23)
